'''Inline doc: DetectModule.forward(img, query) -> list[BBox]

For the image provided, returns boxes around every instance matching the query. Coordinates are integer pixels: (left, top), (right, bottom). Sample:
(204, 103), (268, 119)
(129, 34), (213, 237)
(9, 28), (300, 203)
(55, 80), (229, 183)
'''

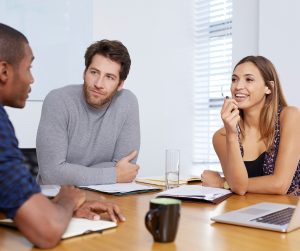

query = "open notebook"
(40, 183), (160, 197)
(79, 182), (161, 195)
(0, 218), (117, 239)
(156, 185), (232, 204)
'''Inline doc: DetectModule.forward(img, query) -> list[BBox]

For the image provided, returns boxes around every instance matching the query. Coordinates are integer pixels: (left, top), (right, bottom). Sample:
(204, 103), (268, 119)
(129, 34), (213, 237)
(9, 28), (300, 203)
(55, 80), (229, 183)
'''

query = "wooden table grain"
(0, 189), (299, 251)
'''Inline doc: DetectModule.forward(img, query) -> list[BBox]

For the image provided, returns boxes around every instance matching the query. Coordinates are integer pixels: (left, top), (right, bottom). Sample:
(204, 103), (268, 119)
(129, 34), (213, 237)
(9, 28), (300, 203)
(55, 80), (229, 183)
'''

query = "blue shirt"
(0, 105), (40, 219)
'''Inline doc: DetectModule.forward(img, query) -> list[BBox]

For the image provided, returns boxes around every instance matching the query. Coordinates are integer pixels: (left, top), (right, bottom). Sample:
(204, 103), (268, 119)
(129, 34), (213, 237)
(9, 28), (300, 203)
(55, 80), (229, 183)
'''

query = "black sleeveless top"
(244, 152), (266, 178)
(239, 106), (300, 194)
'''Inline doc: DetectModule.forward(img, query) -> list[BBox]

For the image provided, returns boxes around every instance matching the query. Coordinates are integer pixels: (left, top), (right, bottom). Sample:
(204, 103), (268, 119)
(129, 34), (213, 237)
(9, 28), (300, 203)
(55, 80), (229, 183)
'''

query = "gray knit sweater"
(36, 85), (140, 185)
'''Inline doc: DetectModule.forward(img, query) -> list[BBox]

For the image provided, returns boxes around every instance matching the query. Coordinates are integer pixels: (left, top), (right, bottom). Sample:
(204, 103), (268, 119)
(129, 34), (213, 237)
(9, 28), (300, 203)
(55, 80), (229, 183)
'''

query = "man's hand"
(201, 170), (225, 188)
(74, 201), (126, 222)
(116, 150), (140, 183)
(52, 186), (86, 211)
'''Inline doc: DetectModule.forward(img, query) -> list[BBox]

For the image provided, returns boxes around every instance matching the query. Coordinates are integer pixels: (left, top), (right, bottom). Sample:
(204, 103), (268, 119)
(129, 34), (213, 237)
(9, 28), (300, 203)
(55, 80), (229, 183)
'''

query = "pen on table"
(222, 93), (241, 134)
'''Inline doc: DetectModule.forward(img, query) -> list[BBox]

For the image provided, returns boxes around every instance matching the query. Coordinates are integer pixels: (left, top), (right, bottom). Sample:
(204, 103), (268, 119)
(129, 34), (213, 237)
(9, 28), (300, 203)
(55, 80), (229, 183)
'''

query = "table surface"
(0, 188), (300, 251)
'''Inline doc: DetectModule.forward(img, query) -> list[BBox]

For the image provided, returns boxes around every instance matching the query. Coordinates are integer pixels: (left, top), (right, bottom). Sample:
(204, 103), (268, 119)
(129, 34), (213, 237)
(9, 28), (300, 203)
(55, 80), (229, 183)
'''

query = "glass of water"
(165, 149), (180, 189)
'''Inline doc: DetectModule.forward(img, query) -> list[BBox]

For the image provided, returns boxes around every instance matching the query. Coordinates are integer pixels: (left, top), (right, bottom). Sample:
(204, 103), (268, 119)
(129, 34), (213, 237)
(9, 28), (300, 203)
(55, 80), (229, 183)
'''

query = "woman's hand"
(201, 170), (225, 188)
(221, 98), (240, 135)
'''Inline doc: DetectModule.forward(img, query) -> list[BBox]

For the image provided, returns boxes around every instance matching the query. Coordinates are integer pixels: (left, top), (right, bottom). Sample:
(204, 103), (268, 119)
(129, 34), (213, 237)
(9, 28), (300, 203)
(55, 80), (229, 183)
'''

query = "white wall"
(232, 0), (259, 64)
(6, 102), (42, 148)
(232, 0), (300, 107)
(259, 0), (300, 107)
(0, 0), (92, 100)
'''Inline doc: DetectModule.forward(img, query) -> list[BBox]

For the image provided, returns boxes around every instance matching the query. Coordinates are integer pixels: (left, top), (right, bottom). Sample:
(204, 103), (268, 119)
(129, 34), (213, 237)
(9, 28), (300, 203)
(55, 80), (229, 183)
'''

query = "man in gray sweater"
(36, 40), (140, 186)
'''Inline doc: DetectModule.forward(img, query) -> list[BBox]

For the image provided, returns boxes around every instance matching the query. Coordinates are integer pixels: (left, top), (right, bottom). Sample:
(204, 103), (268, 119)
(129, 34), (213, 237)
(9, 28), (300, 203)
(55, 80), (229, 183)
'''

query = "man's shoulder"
(115, 89), (138, 105)
(47, 84), (82, 98)
(0, 105), (7, 118)
(44, 84), (82, 104)
(0, 106), (13, 135)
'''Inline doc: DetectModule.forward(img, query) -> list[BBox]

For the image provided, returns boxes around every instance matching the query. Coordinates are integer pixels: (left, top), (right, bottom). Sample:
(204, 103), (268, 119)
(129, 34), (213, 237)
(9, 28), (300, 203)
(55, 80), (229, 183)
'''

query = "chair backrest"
(20, 148), (38, 178)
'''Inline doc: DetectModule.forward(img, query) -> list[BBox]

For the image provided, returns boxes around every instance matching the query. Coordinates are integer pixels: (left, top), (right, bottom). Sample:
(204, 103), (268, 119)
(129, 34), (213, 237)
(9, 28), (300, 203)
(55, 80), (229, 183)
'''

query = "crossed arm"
(36, 91), (140, 185)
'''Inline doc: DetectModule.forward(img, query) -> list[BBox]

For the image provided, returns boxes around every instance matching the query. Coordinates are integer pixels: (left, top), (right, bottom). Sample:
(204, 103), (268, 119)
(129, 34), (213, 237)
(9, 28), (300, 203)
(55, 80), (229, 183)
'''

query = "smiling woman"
(201, 55), (300, 196)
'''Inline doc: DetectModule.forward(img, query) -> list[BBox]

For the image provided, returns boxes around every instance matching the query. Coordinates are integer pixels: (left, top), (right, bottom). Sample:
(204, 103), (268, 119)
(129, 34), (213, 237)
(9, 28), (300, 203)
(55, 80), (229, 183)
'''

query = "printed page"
(157, 185), (232, 200)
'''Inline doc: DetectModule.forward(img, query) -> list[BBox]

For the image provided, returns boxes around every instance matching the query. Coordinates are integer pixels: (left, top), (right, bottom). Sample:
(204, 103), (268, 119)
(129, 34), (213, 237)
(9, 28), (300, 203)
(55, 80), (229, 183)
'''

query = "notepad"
(156, 185), (232, 204)
(135, 176), (201, 186)
(0, 218), (116, 239)
(79, 182), (161, 195)
(61, 218), (116, 238)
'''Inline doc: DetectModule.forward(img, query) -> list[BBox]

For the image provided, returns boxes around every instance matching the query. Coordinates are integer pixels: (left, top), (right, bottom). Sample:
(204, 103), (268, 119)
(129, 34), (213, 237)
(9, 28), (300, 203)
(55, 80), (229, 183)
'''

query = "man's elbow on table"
(16, 216), (64, 249)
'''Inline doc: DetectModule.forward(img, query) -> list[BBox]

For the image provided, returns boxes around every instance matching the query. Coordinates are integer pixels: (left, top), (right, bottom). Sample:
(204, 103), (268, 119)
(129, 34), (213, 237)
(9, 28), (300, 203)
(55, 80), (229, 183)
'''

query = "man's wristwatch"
(223, 181), (230, 190)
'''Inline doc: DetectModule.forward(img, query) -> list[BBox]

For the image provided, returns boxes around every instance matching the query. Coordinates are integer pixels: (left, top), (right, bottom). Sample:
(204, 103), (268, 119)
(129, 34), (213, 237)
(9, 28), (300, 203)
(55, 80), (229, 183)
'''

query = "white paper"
(62, 218), (117, 239)
(157, 185), (231, 200)
(40, 185), (61, 197)
(80, 182), (159, 194)
(0, 218), (116, 239)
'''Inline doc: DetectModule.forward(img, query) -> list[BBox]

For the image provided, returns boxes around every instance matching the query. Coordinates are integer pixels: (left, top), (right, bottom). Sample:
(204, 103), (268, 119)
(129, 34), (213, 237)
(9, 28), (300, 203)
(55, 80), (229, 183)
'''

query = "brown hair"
(84, 39), (131, 81)
(234, 56), (287, 151)
(0, 23), (28, 67)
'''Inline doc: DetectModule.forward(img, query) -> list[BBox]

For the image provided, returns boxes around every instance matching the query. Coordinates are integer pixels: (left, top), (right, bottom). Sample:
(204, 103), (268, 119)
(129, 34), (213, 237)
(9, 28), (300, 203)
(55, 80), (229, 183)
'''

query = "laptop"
(211, 199), (300, 232)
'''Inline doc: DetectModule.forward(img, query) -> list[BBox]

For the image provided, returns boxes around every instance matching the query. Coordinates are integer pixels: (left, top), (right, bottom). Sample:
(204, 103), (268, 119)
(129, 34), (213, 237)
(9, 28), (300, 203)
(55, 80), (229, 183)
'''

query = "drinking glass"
(165, 149), (180, 189)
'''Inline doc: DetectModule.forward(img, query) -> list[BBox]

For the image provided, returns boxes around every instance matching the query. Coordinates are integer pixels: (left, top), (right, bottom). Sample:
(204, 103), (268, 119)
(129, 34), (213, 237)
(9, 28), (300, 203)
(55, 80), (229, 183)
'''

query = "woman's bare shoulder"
(214, 127), (226, 136)
(213, 127), (226, 143)
(280, 106), (300, 124)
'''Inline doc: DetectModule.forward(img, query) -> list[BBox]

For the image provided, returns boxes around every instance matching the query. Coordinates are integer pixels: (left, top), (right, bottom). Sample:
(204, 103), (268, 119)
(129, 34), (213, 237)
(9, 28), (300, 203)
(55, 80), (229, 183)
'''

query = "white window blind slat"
(193, 0), (232, 170)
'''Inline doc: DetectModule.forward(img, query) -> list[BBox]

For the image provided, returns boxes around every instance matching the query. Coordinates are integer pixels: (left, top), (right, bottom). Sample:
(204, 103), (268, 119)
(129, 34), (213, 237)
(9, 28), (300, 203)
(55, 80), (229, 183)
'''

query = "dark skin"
(0, 42), (125, 249)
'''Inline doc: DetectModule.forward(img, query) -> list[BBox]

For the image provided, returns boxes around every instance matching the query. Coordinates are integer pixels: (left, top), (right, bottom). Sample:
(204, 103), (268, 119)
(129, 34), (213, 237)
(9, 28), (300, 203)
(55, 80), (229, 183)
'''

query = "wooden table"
(0, 190), (300, 251)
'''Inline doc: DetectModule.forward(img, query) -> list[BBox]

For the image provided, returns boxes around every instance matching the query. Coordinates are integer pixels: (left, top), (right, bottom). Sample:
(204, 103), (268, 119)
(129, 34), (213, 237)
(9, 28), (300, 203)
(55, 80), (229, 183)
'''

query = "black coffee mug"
(145, 198), (181, 242)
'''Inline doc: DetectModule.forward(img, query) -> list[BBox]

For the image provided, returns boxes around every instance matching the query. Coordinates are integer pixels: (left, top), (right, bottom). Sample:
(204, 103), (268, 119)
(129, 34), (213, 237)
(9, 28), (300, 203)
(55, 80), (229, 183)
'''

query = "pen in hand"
(222, 92), (241, 134)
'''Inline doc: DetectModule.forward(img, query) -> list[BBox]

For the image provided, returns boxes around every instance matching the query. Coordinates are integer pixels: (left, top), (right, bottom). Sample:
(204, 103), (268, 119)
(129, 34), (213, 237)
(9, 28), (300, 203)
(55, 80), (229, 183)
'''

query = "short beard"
(83, 83), (119, 108)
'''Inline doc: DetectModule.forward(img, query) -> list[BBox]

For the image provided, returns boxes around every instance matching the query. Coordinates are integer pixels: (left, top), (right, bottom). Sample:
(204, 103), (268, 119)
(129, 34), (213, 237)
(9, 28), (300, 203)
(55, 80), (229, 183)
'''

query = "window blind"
(193, 0), (232, 171)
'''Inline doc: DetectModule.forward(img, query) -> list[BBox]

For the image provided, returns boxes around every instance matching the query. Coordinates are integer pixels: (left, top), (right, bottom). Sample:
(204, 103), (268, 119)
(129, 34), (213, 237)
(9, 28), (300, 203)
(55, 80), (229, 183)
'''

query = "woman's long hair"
(234, 56), (287, 151)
